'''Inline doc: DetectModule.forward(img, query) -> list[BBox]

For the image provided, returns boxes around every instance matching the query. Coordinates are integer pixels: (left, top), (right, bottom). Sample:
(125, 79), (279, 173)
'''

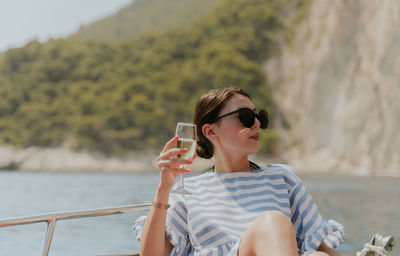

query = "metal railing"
(0, 203), (151, 256)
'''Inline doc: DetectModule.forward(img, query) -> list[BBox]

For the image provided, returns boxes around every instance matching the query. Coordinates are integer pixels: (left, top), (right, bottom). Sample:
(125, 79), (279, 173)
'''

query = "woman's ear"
(202, 124), (217, 141)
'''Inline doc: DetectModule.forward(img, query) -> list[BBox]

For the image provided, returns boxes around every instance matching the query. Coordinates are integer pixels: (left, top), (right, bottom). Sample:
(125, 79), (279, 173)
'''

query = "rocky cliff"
(266, 0), (400, 176)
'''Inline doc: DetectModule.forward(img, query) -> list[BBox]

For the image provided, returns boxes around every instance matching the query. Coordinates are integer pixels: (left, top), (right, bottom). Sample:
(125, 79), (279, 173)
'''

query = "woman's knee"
(239, 211), (298, 255)
(257, 211), (293, 229)
(309, 252), (329, 256)
(250, 210), (295, 239)
(257, 210), (290, 222)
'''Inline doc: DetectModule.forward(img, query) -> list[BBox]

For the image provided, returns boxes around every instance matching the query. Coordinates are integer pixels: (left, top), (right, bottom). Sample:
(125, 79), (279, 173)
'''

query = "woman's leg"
(310, 252), (330, 256)
(238, 210), (298, 256)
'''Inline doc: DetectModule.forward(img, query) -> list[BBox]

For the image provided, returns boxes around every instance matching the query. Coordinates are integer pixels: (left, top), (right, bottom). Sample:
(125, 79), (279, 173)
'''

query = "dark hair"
(194, 87), (251, 159)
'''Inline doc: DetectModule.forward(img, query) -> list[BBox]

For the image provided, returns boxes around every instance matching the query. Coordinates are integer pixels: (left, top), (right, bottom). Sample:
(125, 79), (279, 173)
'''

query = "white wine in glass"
(171, 122), (196, 195)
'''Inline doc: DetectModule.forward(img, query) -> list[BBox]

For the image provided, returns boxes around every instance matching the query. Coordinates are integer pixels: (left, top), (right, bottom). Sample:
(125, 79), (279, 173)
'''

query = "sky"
(0, 0), (132, 52)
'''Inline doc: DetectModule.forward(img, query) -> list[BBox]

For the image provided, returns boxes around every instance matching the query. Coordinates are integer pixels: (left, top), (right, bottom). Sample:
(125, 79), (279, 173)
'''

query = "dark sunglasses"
(210, 108), (269, 129)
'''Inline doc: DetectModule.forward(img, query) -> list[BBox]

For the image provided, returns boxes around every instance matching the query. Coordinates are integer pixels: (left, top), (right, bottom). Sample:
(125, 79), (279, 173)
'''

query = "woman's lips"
(250, 134), (259, 141)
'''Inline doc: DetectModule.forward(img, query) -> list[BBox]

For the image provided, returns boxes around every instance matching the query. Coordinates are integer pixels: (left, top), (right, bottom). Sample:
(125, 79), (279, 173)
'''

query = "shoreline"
(0, 145), (217, 174)
(0, 146), (156, 173)
(0, 146), (398, 177)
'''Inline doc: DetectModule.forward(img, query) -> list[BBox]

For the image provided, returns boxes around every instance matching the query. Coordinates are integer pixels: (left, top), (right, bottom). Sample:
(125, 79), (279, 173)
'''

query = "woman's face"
(212, 94), (261, 157)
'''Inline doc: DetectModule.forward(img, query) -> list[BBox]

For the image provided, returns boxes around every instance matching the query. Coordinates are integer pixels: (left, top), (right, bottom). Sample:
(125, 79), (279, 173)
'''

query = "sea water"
(0, 171), (398, 256)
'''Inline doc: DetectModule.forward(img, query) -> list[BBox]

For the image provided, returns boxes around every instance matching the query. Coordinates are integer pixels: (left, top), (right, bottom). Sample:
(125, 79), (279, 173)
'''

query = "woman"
(133, 87), (344, 255)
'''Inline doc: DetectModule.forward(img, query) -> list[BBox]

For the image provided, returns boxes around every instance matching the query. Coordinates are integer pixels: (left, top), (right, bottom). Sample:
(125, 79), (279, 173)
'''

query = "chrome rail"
(0, 203), (152, 256)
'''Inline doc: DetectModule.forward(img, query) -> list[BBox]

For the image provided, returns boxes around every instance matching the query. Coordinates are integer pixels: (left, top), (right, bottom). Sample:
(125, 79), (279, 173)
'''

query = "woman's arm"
(140, 186), (173, 256)
(318, 241), (341, 256)
(139, 136), (192, 256)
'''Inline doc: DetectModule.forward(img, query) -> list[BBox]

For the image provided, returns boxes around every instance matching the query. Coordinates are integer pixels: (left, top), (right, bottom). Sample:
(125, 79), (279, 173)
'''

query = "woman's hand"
(156, 136), (195, 190)
(317, 241), (341, 256)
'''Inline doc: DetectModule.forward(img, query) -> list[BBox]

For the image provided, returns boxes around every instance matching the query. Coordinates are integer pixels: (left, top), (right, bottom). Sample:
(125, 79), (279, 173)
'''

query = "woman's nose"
(252, 117), (261, 129)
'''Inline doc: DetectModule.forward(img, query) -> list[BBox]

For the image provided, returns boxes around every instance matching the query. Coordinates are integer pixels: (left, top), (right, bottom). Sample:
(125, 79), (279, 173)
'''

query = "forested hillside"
(0, 0), (307, 156)
(73, 0), (222, 40)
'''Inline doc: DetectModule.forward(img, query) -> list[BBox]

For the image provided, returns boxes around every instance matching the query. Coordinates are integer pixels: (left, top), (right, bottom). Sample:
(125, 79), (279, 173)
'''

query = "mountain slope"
(0, 0), (290, 156)
(73, 0), (221, 40)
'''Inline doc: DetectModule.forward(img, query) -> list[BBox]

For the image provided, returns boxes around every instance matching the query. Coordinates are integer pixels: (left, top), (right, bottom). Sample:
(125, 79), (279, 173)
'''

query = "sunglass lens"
(238, 108), (255, 128)
(257, 110), (268, 129)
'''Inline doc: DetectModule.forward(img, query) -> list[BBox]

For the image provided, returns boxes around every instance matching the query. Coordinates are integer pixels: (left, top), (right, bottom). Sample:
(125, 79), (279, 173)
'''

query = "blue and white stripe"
(133, 164), (345, 255)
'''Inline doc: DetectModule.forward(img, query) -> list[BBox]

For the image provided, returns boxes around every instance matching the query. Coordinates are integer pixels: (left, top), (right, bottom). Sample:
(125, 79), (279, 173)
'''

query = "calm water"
(0, 171), (398, 256)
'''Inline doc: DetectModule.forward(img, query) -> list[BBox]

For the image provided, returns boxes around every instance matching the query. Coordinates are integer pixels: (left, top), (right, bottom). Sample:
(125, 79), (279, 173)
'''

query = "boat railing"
(0, 203), (152, 256)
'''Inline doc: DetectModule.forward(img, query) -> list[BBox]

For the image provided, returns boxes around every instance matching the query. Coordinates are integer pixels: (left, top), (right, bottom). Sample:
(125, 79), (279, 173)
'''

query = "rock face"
(265, 0), (400, 176)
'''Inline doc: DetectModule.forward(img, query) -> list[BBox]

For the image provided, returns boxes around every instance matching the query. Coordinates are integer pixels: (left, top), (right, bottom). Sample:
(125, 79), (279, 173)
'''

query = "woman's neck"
(213, 154), (251, 173)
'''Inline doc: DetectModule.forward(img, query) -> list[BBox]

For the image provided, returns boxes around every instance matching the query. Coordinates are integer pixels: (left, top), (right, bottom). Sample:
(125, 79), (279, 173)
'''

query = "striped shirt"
(133, 164), (344, 255)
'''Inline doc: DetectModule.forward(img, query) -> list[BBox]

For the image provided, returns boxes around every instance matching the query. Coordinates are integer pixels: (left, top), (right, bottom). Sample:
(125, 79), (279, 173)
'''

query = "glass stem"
(181, 165), (185, 187)
(181, 173), (185, 187)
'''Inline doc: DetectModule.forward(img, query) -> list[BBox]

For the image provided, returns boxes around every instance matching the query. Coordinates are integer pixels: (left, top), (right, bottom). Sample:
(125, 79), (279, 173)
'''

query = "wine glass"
(171, 122), (196, 195)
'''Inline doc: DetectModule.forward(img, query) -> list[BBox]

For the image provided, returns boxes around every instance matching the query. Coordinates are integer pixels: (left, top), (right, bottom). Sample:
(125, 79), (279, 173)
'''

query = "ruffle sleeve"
(132, 187), (191, 255)
(282, 165), (345, 255)
(301, 219), (345, 255)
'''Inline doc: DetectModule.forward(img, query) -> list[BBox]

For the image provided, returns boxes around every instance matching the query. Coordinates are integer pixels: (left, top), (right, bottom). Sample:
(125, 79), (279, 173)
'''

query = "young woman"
(134, 87), (344, 256)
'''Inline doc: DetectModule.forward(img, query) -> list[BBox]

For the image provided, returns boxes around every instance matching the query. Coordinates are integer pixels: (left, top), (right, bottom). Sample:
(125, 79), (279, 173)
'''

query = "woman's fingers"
(157, 136), (195, 178)
(157, 148), (188, 161)
(160, 166), (191, 175)
(161, 136), (179, 153)
(157, 136), (194, 189)
(158, 158), (193, 169)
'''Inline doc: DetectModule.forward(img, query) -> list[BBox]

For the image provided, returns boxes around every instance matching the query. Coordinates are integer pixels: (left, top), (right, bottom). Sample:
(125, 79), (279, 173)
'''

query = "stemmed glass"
(171, 122), (196, 195)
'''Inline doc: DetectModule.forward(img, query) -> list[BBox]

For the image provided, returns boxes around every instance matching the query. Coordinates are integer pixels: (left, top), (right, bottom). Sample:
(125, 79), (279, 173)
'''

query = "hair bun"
(196, 140), (213, 159)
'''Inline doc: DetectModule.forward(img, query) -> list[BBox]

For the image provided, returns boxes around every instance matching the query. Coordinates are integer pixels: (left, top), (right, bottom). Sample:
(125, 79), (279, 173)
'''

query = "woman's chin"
(248, 145), (259, 154)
